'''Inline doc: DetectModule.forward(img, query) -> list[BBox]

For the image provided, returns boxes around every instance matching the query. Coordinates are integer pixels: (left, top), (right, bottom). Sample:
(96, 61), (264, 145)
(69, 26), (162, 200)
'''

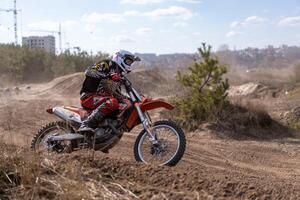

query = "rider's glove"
(110, 73), (121, 82)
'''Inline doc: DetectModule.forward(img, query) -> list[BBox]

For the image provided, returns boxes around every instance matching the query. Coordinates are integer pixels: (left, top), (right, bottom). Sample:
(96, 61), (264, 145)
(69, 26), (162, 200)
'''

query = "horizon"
(0, 0), (299, 54)
(2, 40), (300, 56)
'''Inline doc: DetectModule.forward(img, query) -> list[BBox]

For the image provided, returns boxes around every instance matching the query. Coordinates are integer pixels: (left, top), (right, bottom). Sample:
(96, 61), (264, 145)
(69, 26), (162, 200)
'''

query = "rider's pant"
(80, 93), (119, 115)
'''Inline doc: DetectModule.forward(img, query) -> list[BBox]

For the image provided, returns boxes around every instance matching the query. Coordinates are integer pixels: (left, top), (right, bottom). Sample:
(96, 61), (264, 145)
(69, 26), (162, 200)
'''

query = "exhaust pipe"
(48, 133), (84, 142)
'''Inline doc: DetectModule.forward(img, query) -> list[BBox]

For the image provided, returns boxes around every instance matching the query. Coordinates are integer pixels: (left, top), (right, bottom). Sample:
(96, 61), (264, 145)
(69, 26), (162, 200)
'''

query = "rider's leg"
(79, 96), (119, 132)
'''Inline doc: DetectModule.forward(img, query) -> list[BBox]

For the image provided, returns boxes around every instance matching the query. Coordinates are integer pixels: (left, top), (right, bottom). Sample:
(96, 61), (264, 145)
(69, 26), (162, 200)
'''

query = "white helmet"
(112, 50), (141, 73)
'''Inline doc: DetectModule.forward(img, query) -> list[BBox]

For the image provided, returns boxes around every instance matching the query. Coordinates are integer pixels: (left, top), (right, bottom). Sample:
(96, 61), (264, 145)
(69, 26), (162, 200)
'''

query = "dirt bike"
(31, 75), (186, 166)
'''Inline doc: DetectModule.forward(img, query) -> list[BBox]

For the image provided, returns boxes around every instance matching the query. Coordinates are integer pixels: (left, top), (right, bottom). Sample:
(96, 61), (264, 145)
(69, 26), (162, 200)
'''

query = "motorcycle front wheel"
(134, 120), (186, 166)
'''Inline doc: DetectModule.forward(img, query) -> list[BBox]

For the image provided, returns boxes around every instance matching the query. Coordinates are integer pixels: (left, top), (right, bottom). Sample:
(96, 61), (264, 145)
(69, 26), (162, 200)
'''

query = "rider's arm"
(85, 60), (111, 79)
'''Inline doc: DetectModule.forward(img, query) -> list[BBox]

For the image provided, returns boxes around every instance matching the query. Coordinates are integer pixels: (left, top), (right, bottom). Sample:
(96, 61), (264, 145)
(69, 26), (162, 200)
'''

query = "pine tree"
(175, 43), (230, 128)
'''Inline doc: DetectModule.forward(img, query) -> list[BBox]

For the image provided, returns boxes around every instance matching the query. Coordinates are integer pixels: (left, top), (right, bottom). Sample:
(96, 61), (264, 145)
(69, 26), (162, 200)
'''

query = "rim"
(35, 124), (70, 152)
(137, 124), (180, 166)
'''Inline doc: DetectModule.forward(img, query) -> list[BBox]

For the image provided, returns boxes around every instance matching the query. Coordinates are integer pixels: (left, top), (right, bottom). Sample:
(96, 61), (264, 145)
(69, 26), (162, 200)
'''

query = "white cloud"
(226, 31), (242, 37)
(173, 22), (188, 27)
(0, 25), (10, 32)
(230, 21), (241, 28)
(121, 0), (202, 4)
(27, 21), (58, 30)
(112, 35), (135, 43)
(81, 12), (124, 23)
(245, 16), (268, 23)
(124, 11), (140, 16)
(230, 15), (268, 28)
(84, 24), (97, 34)
(145, 6), (194, 20)
(63, 20), (79, 27)
(177, 0), (203, 3)
(180, 35), (189, 39)
(90, 35), (106, 41)
(193, 32), (201, 36)
(80, 6), (194, 26)
(278, 16), (300, 27)
(136, 27), (152, 35)
(121, 0), (166, 4)
(27, 20), (79, 31)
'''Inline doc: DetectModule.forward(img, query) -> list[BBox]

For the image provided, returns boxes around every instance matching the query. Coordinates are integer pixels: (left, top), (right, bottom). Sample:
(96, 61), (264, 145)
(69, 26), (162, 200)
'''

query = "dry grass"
(1, 142), (295, 200)
(210, 98), (293, 140)
(282, 107), (300, 131)
(229, 98), (273, 127)
(162, 95), (292, 140)
(0, 144), (140, 200)
(1, 142), (253, 200)
(1, 105), (14, 132)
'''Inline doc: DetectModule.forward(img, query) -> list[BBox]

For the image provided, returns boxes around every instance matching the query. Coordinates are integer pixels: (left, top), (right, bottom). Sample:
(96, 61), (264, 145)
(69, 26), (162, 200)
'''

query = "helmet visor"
(124, 58), (134, 66)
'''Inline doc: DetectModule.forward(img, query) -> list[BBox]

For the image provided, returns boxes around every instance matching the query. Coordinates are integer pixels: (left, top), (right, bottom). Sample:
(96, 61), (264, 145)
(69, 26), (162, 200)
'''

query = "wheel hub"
(150, 139), (168, 155)
(45, 134), (66, 153)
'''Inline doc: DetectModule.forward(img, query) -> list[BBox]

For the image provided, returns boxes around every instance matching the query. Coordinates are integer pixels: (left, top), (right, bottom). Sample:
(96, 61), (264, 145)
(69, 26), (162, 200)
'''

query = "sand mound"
(228, 82), (265, 96)
(228, 82), (290, 99)
(36, 69), (167, 98)
(42, 72), (85, 97)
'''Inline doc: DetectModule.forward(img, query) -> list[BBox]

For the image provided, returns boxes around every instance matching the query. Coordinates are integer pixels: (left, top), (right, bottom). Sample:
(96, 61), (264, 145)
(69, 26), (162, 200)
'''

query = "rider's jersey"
(80, 59), (122, 99)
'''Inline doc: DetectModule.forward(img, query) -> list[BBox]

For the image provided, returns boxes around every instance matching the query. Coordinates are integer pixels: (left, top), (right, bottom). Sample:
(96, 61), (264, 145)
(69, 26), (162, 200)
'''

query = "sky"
(0, 0), (300, 54)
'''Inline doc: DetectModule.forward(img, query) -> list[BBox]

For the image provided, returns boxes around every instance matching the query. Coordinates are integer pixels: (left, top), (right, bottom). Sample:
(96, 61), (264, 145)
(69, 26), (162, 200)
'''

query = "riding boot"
(78, 107), (106, 132)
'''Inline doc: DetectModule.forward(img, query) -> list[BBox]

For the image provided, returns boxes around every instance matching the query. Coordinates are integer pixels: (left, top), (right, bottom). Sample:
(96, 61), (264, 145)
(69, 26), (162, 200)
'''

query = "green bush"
(173, 43), (230, 130)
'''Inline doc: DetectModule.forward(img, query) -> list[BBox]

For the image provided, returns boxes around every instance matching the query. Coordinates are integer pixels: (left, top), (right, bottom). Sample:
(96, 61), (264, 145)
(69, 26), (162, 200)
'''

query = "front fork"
(135, 105), (158, 144)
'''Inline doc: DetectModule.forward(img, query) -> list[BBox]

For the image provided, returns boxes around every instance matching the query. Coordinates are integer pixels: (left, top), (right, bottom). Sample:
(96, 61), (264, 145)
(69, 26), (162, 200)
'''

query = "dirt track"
(1, 74), (300, 199)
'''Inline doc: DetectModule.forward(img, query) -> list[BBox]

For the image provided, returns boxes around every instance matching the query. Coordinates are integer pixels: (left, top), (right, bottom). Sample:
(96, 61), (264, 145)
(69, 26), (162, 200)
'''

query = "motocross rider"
(78, 50), (141, 132)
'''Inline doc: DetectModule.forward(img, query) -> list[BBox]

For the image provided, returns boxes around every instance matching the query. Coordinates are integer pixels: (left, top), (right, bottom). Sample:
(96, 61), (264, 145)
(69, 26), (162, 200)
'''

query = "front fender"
(126, 99), (174, 130)
(140, 99), (174, 111)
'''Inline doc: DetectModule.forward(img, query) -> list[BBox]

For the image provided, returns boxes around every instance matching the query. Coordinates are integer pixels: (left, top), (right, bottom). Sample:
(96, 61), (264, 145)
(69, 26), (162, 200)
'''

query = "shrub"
(173, 43), (230, 130)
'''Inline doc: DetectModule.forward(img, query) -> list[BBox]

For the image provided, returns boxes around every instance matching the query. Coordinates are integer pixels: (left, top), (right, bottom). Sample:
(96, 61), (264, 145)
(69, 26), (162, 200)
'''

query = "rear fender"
(47, 107), (82, 123)
(126, 99), (174, 130)
(46, 108), (53, 114)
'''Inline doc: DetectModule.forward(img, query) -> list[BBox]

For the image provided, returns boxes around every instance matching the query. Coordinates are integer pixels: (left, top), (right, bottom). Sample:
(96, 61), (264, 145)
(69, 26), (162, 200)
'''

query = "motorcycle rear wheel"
(31, 121), (73, 153)
(134, 120), (186, 166)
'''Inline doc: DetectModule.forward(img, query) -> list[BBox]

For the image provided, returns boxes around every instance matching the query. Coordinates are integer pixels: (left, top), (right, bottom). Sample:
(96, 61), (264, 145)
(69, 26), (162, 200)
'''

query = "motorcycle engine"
(95, 127), (114, 143)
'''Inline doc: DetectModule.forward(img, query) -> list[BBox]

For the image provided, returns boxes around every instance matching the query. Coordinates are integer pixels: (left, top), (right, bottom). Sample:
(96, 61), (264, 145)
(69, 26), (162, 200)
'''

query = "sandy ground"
(1, 74), (300, 199)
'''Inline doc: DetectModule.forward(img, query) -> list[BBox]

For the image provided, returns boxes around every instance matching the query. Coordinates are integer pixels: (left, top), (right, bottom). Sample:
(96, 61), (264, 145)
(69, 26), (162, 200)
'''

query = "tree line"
(0, 44), (108, 84)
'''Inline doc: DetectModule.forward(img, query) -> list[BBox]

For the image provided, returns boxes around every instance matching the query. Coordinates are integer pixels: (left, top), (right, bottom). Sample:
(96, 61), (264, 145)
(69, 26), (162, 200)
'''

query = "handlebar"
(120, 75), (132, 89)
